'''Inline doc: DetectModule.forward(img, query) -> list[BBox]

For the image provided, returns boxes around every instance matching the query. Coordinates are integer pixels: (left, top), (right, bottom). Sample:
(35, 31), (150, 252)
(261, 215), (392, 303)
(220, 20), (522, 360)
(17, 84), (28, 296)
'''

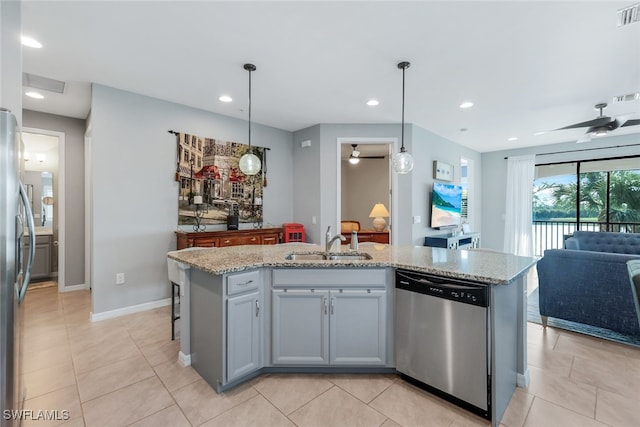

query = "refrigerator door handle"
(18, 181), (36, 303)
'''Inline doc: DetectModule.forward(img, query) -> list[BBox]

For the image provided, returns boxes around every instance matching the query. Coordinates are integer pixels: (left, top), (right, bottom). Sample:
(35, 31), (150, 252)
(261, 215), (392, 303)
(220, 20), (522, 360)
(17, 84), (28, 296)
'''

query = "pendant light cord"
(401, 65), (405, 152)
(244, 63), (256, 150)
(248, 67), (252, 150)
(398, 61), (410, 153)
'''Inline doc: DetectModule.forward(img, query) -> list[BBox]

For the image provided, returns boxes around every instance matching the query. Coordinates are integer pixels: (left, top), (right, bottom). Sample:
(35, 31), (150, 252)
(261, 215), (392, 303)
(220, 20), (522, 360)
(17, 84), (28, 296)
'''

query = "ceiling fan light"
(348, 156), (360, 165)
(592, 127), (608, 136)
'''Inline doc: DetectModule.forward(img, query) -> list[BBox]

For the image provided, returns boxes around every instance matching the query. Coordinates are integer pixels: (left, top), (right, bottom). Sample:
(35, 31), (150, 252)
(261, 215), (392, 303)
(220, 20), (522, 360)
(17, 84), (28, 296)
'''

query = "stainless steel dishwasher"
(395, 269), (490, 419)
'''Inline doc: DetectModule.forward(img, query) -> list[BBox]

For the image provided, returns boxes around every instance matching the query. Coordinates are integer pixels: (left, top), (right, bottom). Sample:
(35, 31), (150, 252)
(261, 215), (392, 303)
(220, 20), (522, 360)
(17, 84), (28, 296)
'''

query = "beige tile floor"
(20, 284), (640, 427)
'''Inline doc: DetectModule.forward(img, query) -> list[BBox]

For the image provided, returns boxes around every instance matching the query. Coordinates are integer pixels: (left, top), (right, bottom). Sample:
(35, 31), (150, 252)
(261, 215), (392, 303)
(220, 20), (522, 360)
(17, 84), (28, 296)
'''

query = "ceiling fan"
(550, 102), (640, 143)
(348, 144), (385, 164)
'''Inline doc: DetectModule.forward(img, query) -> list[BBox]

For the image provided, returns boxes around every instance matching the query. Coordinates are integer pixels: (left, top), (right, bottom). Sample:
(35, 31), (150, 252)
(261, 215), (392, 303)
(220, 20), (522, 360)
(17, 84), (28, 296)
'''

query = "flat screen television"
(430, 182), (463, 229)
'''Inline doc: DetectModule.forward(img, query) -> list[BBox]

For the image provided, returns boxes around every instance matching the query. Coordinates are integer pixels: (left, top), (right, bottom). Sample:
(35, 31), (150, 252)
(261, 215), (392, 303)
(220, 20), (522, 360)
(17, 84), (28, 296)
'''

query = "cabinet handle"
(255, 300), (260, 317)
(323, 297), (328, 315)
(251, 237), (257, 241)
(330, 297), (335, 315)
(224, 239), (231, 244)
(238, 279), (254, 286)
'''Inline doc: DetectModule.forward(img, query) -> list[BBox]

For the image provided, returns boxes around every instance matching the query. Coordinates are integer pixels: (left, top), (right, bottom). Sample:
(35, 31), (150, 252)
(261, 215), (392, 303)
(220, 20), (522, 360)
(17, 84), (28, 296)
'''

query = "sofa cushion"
(566, 231), (640, 255)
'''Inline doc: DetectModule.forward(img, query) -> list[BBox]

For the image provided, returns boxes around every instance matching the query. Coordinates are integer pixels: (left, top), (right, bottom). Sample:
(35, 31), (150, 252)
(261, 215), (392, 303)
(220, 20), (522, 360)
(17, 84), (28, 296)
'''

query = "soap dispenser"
(350, 230), (359, 251)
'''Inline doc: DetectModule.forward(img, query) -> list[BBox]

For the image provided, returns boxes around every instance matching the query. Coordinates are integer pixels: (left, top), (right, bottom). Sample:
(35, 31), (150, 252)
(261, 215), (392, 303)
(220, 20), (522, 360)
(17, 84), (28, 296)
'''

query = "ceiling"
(20, 1), (640, 153)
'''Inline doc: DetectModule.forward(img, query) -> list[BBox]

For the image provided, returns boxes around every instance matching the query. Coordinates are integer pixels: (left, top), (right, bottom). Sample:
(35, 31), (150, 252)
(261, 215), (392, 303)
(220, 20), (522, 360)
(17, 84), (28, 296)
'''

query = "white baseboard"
(178, 351), (191, 367)
(59, 284), (88, 293)
(90, 298), (171, 322)
(517, 368), (530, 388)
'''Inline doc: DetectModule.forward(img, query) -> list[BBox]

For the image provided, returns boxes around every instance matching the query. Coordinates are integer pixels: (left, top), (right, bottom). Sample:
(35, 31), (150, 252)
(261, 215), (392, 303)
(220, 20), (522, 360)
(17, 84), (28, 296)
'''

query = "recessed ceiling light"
(459, 128), (468, 132)
(21, 36), (42, 48)
(25, 91), (44, 99)
(459, 101), (474, 109)
(534, 131), (547, 136)
(507, 137), (518, 141)
(366, 99), (379, 106)
(218, 95), (232, 103)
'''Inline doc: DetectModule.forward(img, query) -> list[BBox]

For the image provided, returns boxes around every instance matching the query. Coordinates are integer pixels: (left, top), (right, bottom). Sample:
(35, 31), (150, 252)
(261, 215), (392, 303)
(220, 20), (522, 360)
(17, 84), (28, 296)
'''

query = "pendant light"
(238, 63), (262, 175)
(392, 61), (413, 174)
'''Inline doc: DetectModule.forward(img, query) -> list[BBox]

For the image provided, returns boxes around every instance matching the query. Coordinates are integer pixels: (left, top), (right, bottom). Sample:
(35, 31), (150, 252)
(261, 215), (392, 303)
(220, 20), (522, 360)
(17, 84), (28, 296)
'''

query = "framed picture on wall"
(433, 160), (453, 181)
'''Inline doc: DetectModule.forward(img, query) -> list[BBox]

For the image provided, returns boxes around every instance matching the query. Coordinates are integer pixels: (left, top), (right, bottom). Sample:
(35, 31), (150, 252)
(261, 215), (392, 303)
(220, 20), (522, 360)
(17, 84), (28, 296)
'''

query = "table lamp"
(369, 203), (390, 232)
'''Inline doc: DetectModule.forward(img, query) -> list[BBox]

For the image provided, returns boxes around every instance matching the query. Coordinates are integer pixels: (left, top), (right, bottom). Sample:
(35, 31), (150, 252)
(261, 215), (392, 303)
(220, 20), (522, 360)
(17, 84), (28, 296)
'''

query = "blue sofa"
(536, 231), (640, 336)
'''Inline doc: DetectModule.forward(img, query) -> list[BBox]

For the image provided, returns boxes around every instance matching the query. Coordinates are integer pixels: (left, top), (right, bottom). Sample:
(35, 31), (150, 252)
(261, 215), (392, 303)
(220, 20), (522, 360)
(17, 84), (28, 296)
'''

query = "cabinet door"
(329, 289), (387, 365)
(272, 289), (329, 365)
(227, 291), (261, 381)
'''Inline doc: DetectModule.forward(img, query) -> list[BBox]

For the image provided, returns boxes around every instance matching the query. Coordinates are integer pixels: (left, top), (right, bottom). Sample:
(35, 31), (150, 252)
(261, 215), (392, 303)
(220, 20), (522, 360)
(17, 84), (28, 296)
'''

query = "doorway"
(22, 127), (65, 293)
(336, 137), (398, 245)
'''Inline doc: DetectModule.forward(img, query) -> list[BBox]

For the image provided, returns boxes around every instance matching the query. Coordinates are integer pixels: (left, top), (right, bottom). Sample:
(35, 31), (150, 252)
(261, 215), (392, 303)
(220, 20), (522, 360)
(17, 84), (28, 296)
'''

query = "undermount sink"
(285, 252), (372, 261)
(285, 252), (328, 261)
(326, 253), (372, 261)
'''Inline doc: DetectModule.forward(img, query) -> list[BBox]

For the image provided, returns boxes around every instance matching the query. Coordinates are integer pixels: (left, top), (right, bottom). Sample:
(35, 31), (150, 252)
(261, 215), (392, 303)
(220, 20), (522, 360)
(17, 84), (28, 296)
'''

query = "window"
(533, 156), (640, 255)
(231, 182), (244, 199)
(183, 150), (189, 163)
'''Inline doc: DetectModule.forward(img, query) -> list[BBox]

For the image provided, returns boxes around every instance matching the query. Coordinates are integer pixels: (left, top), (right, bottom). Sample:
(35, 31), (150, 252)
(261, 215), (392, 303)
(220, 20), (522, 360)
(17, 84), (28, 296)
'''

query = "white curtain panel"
(503, 155), (535, 256)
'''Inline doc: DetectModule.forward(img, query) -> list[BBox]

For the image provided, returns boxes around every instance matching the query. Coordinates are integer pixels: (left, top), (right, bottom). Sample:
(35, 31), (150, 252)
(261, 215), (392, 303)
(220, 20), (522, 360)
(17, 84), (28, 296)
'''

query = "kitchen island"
(168, 243), (537, 426)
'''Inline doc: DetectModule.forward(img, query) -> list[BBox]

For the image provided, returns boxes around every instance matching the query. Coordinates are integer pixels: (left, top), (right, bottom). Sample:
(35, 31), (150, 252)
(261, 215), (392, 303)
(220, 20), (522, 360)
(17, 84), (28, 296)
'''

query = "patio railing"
(532, 221), (640, 256)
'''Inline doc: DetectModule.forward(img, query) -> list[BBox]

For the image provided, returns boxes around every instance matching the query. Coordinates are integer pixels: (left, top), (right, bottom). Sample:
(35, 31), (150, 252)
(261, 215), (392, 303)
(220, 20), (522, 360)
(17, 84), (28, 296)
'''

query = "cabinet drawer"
(261, 234), (279, 245)
(219, 235), (260, 246)
(273, 269), (387, 288)
(227, 270), (260, 296)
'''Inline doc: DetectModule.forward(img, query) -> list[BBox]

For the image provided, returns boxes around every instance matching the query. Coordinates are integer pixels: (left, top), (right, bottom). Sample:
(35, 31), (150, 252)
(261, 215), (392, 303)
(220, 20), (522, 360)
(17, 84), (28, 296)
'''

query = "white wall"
(292, 125), (321, 243)
(341, 157), (389, 229)
(481, 133), (640, 251)
(411, 125), (482, 245)
(90, 84), (293, 314)
(0, 0), (22, 124)
(23, 110), (86, 287)
(292, 123), (481, 246)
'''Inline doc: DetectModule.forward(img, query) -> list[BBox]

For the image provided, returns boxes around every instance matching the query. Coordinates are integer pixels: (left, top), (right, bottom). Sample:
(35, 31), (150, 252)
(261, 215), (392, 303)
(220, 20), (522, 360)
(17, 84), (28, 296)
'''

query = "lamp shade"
(369, 203), (390, 218)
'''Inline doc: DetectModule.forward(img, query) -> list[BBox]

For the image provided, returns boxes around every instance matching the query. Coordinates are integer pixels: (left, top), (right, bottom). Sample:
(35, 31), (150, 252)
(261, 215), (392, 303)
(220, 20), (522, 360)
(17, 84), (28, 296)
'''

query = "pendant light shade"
(393, 61), (413, 174)
(239, 63), (261, 176)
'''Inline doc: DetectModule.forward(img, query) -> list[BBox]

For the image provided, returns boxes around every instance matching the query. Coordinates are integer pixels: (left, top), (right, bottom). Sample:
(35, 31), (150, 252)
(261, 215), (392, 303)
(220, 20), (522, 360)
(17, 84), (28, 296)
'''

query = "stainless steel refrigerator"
(1, 108), (36, 427)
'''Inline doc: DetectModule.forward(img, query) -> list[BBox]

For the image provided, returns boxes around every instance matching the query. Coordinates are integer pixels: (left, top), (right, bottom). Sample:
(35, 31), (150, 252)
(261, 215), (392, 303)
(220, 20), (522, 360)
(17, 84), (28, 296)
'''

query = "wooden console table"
(344, 230), (389, 244)
(176, 228), (283, 249)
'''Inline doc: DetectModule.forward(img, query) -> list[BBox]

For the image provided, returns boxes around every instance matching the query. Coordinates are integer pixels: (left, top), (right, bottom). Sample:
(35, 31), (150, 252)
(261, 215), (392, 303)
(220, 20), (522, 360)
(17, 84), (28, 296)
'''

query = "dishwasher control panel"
(395, 269), (488, 307)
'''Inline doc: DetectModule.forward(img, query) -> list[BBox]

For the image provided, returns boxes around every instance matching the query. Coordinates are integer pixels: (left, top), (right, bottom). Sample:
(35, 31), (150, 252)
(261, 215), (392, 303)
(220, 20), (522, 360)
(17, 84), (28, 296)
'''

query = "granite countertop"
(168, 243), (538, 285)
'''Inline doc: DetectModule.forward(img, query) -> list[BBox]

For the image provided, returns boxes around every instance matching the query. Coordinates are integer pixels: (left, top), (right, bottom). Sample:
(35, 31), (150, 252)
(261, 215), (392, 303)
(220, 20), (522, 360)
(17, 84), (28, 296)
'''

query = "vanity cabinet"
(23, 234), (52, 281)
(271, 269), (388, 366)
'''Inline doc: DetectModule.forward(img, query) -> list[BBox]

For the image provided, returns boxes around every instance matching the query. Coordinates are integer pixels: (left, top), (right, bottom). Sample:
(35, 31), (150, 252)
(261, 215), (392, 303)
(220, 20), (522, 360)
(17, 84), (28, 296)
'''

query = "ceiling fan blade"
(576, 132), (592, 144)
(620, 118), (640, 128)
(553, 116), (612, 131)
(360, 156), (386, 159)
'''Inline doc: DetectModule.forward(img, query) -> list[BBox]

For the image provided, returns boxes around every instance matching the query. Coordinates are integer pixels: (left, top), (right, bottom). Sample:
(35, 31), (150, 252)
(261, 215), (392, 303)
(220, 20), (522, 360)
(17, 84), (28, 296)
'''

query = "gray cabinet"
(272, 289), (329, 365)
(227, 290), (261, 381)
(24, 234), (52, 280)
(189, 268), (263, 392)
(330, 290), (386, 365)
(271, 269), (388, 367)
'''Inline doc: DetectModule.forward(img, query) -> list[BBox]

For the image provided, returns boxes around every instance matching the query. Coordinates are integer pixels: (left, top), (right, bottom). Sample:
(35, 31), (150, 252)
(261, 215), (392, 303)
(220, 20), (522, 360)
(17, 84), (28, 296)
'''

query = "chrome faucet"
(325, 226), (346, 252)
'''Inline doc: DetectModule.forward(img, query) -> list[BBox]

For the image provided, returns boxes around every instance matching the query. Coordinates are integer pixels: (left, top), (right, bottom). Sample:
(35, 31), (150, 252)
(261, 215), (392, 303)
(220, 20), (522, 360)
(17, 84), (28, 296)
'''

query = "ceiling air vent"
(22, 73), (66, 94)
(612, 92), (640, 103)
(617, 3), (640, 27)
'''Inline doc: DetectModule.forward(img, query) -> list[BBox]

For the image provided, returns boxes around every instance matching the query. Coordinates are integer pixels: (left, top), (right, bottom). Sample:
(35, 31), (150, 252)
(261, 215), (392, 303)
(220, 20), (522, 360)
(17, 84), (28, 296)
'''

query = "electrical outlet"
(116, 273), (125, 285)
